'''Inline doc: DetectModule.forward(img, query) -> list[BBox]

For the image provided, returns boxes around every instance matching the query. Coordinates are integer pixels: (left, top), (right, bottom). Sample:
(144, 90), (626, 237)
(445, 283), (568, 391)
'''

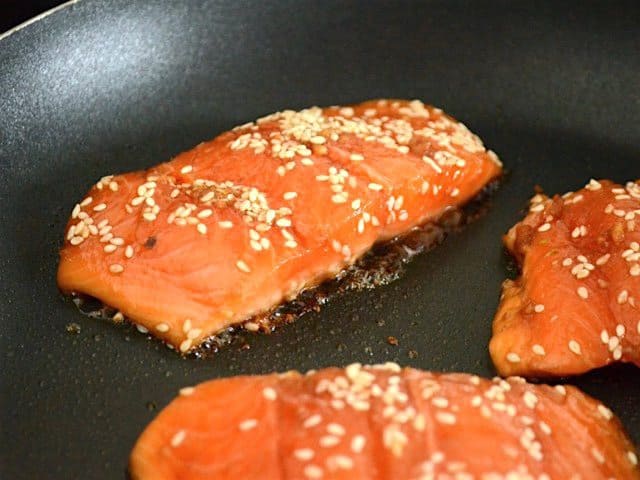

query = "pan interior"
(1, 1), (638, 478)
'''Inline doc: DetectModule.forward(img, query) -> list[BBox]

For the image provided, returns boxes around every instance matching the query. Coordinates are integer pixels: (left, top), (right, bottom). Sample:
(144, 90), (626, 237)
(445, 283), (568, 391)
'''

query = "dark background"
(1, 0), (64, 33)
(1, 1), (639, 479)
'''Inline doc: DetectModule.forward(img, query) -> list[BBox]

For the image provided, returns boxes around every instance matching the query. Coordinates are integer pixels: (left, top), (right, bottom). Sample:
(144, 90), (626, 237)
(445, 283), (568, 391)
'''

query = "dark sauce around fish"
(70, 179), (501, 358)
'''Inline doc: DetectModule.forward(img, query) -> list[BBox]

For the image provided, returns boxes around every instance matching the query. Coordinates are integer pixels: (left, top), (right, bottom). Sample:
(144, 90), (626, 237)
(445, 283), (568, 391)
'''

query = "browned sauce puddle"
(71, 180), (500, 358)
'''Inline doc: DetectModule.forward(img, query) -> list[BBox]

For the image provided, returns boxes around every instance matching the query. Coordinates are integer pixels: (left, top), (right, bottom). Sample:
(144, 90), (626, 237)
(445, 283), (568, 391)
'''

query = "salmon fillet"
(129, 363), (639, 479)
(57, 99), (502, 352)
(491, 179), (640, 377)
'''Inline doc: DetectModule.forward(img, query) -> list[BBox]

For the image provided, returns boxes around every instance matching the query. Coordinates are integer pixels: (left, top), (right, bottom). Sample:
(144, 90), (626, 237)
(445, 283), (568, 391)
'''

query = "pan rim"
(0, 0), (82, 41)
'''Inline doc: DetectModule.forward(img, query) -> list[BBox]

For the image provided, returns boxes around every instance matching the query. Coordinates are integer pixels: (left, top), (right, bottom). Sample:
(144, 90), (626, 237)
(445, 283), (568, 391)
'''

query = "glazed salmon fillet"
(129, 363), (639, 480)
(57, 100), (502, 352)
(491, 179), (640, 377)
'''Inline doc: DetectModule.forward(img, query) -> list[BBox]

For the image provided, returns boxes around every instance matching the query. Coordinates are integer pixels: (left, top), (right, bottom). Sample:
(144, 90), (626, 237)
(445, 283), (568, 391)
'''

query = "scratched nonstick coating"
(1, 1), (639, 478)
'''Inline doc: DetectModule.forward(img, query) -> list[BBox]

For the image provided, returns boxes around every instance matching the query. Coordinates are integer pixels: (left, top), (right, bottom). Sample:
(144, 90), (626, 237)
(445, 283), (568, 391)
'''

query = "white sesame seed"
(532, 344), (546, 356)
(187, 328), (202, 340)
(239, 419), (258, 431)
(304, 465), (323, 479)
(506, 352), (521, 364)
(170, 430), (186, 447)
(125, 245), (134, 258)
(80, 196), (93, 207)
(533, 304), (545, 313)
(236, 260), (250, 273)
(179, 339), (192, 353)
(283, 191), (298, 200)
(577, 287), (589, 299)
(218, 220), (233, 229)
(70, 236), (84, 246)
(368, 182), (383, 191)
(262, 387), (277, 401)
(597, 404), (613, 420)
(320, 435), (340, 447)
(180, 165), (193, 174)
(568, 340), (582, 355)
(523, 391), (538, 409)
(618, 290), (629, 304)
(179, 386), (195, 396)
(554, 385), (566, 396)
(613, 347), (622, 360)
(197, 209), (213, 218)
(196, 223), (207, 235)
(155, 323), (169, 332)
(350, 435), (366, 453)
(435, 412), (456, 425)
(538, 223), (551, 232)
(628, 451), (638, 466)
(294, 448), (315, 461)
(103, 244), (117, 253)
(93, 203), (107, 212)
(304, 414), (322, 428)
(109, 264), (124, 274)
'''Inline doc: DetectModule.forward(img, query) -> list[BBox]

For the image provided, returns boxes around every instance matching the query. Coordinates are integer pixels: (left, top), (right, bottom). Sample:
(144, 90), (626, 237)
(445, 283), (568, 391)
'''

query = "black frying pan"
(1, 1), (639, 478)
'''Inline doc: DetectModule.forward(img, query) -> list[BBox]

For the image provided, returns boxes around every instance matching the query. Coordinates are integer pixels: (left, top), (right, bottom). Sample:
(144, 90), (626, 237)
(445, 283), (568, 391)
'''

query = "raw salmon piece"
(57, 100), (502, 352)
(129, 363), (639, 480)
(491, 179), (640, 377)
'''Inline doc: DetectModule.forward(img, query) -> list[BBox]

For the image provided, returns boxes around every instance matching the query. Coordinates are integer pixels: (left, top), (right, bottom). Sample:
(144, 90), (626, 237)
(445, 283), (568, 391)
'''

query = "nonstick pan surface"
(1, 1), (639, 478)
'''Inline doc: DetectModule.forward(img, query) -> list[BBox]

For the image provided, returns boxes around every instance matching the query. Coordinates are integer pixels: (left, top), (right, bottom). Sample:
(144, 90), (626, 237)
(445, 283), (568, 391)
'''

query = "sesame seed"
(320, 435), (340, 447)
(155, 323), (169, 332)
(523, 391), (538, 409)
(239, 419), (258, 431)
(110, 237), (124, 246)
(179, 386), (195, 396)
(328, 455), (353, 470)
(109, 264), (124, 274)
(533, 304), (545, 313)
(631, 264), (640, 276)
(368, 183), (383, 191)
(618, 290), (629, 304)
(294, 448), (314, 461)
(350, 153), (364, 161)
(554, 385), (566, 396)
(170, 430), (186, 447)
(197, 223), (207, 235)
(327, 423), (345, 436)
(435, 412), (456, 425)
(538, 223), (551, 232)
(70, 236), (84, 246)
(591, 448), (605, 464)
(218, 220), (233, 229)
(304, 414), (322, 428)
(628, 451), (638, 466)
(80, 196), (93, 207)
(197, 209), (213, 218)
(180, 165), (193, 174)
(506, 352), (521, 364)
(187, 328), (202, 340)
(568, 340), (582, 355)
(103, 244), (117, 253)
(597, 404), (613, 420)
(613, 347), (622, 360)
(577, 286), (589, 299)
(351, 435), (366, 453)
(283, 191), (298, 200)
(93, 203), (107, 212)
(262, 387), (277, 401)
(179, 339), (192, 353)
(532, 344), (546, 356)
(125, 245), (134, 258)
(236, 260), (251, 273)
(304, 465), (323, 479)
